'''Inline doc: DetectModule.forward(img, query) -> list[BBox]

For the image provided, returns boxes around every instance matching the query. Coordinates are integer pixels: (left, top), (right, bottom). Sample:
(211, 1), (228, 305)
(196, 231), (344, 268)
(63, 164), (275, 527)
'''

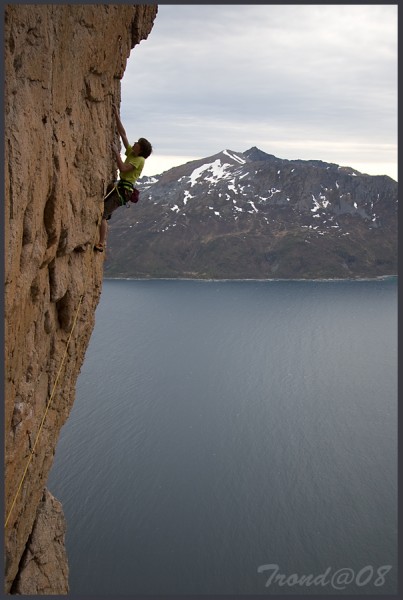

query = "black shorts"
(103, 190), (121, 221)
(103, 183), (131, 221)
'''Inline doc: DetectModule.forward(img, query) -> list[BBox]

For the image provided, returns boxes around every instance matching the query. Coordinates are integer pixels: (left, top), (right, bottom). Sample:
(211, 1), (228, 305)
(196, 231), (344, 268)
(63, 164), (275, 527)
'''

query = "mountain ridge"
(104, 147), (397, 280)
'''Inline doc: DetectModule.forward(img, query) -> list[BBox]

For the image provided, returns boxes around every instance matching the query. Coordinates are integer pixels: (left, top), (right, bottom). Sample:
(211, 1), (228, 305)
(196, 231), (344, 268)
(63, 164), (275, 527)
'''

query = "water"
(48, 278), (397, 595)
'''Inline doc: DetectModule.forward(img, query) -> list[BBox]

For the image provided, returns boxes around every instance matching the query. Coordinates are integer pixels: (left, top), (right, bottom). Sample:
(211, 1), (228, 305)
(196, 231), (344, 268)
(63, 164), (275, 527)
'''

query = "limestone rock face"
(4, 4), (158, 593)
(10, 490), (69, 595)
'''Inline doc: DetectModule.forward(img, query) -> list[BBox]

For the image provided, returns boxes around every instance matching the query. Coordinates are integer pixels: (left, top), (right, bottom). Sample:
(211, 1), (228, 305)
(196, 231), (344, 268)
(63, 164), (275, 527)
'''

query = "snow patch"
(223, 149), (246, 165)
(183, 190), (194, 206)
(312, 193), (330, 212)
(189, 159), (230, 187)
(259, 188), (281, 201)
(228, 180), (238, 194)
(311, 195), (321, 213)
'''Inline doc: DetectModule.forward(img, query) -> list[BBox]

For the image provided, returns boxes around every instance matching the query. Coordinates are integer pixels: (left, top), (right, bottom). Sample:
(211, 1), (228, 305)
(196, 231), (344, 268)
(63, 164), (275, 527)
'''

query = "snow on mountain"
(105, 147), (397, 279)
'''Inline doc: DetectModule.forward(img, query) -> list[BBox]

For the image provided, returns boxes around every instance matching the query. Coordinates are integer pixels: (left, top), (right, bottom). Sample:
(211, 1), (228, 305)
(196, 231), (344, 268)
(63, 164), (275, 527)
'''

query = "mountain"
(104, 147), (397, 279)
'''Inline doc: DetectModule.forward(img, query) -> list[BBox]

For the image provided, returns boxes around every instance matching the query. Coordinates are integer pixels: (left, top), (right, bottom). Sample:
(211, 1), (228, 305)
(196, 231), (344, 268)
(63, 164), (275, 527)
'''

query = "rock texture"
(104, 148), (397, 279)
(4, 4), (157, 594)
(9, 490), (69, 595)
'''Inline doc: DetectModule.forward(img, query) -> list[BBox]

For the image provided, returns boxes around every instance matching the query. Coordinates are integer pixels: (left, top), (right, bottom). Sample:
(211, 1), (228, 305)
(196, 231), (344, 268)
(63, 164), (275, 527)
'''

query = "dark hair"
(138, 137), (152, 159)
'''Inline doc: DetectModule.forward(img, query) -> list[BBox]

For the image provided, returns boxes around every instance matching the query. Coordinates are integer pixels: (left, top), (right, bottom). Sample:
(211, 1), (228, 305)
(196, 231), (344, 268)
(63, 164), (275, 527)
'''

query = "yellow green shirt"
(119, 145), (145, 184)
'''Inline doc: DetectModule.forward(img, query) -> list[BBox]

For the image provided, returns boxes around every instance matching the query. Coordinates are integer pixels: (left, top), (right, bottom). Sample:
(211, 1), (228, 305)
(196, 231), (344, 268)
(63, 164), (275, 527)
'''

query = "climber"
(94, 103), (152, 252)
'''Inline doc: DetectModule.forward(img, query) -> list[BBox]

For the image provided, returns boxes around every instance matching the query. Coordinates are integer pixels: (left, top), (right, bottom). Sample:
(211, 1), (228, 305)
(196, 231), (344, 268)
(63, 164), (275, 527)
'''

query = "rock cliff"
(4, 4), (158, 593)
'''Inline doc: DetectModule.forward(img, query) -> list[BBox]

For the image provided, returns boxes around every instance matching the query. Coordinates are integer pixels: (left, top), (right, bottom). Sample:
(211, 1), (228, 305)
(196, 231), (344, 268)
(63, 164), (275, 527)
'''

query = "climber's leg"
(99, 217), (107, 245)
(94, 218), (108, 252)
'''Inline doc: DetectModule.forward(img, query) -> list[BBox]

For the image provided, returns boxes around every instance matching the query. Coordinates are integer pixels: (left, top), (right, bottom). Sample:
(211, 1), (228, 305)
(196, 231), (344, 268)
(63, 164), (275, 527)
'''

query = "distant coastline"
(103, 275), (397, 283)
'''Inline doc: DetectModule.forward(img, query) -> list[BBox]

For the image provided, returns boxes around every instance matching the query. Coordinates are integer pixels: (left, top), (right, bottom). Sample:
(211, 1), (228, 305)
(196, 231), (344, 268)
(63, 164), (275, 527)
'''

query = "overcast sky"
(120, 4), (397, 180)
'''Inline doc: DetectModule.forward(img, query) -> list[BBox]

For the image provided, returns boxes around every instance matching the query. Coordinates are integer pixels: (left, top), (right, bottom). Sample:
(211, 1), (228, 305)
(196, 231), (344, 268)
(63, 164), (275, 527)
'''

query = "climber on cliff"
(94, 103), (152, 252)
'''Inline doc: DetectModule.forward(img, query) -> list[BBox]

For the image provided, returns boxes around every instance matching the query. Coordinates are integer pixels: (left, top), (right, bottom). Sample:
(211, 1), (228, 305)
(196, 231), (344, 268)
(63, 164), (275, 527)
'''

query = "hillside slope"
(105, 148), (397, 279)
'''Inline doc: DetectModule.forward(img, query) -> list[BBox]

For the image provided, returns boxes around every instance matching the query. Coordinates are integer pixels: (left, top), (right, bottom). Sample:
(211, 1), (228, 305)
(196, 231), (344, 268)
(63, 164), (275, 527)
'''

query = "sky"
(120, 4), (397, 181)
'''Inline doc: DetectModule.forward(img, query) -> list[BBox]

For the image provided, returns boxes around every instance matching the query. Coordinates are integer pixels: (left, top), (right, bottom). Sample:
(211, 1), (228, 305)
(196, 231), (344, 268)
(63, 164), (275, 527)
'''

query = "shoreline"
(103, 274), (397, 283)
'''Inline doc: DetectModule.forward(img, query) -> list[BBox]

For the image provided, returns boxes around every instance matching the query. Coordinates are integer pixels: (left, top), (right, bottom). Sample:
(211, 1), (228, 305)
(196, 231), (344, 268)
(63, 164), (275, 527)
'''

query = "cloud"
(121, 4), (397, 179)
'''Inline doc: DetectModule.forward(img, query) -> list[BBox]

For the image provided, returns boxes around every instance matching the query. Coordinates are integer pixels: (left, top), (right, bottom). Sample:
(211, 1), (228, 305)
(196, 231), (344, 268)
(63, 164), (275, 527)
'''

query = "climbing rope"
(103, 182), (129, 206)
(5, 294), (84, 528)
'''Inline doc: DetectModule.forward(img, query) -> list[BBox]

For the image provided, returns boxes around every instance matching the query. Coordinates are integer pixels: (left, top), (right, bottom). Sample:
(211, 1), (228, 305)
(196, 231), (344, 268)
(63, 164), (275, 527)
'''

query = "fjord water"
(48, 278), (397, 595)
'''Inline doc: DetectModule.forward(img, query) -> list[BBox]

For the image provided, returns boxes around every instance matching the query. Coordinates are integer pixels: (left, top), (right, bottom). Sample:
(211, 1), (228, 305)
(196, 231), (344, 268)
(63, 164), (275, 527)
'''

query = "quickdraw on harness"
(104, 180), (140, 206)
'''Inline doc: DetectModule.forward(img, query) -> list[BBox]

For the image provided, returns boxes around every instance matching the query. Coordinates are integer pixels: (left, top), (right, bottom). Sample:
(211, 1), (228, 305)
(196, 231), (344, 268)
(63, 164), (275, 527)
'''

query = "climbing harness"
(116, 180), (135, 205)
(5, 295), (84, 528)
(104, 180), (139, 206)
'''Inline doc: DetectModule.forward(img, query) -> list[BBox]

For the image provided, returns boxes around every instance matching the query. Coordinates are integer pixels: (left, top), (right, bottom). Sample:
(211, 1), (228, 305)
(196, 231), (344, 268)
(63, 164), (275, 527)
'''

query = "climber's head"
(133, 138), (152, 159)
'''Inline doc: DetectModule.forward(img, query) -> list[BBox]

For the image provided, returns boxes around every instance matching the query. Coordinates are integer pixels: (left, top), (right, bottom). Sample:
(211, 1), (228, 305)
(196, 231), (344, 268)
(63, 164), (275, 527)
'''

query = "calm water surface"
(48, 278), (397, 595)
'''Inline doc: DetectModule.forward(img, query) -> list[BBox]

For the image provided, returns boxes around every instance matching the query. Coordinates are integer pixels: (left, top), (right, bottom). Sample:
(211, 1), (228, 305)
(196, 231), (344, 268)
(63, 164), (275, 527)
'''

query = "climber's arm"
(112, 103), (130, 149)
(112, 144), (134, 174)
